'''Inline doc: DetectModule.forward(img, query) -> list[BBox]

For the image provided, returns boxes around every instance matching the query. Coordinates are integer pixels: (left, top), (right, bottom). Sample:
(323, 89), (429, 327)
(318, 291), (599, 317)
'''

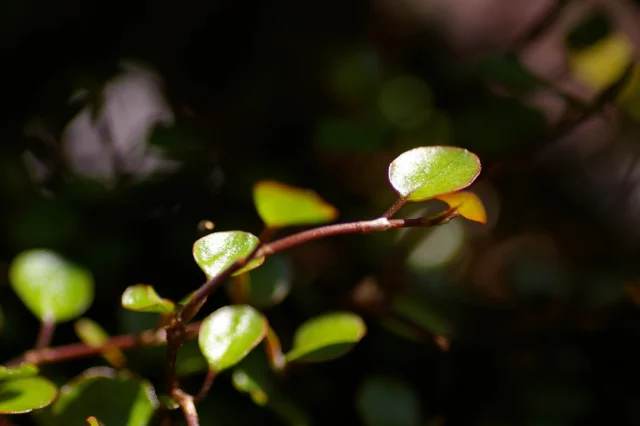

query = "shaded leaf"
(8, 249), (94, 323)
(0, 364), (39, 381)
(175, 341), (208, 378)
(436, 191), (487, 224)
(193, 231), (264, 279)
(0, 377), (58, 414)
(356, 375), (421, 426)
(388, 146), (481, 201)
(121, 285), (175, 314)
(51, 367), (158, 426)
(253, 180), (338, 228)
(198, 305), (267, 372)
(227, 254), (293, 309)
(285, 312), (366, 363)
(74, 318), (126, 368)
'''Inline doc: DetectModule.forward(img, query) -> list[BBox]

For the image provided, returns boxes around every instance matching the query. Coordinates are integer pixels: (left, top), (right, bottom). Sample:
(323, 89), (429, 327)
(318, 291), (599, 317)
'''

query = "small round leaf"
(436, 191), (487, 224)
(0, 364), (39, 381)
(9, 249), (94, 323)
(0, 377), (58, 414)
(388, 146), (481, 201)
(121, 285), (175, 314)
(285, 312), (366, 363)
(198, 305), (268, 372)
(51, 367), (158, 426)
(356, 375), (421, 426)
(253, 180), (338, 228)
(193, 231), (264, 279)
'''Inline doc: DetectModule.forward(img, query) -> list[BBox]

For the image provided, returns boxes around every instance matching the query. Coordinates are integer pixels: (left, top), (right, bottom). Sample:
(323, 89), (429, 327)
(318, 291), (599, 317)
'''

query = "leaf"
(232, 350), (310, 425)
(227, 254), (293, 309)
(121, 285), (175, 314)
(0, 377), (58, 414)
(253, 180), (338, 228)
(388, 146), (481, 201)
(85, 416), (104, 426)
(356, 375), (421, 426)
(285, 312), (366, 363)
(0, 364), (39, 381)
(175, 341), (208, 378)
(193, 231), (264, 279)
(8, 249), (94, 323)
(51, 367), (158, 426)
(198, 305), (268, 372)
(74, 318), (126, 368)
(436, 191), (487, 224)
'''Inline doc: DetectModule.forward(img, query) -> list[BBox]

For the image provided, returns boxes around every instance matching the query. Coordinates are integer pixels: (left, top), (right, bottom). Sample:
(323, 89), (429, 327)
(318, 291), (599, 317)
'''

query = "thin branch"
(382, 195), (410, 218)
(5, 322), (201, 367)
(35, 318), (56, 349)
(194, 369), (216, 404)
(172, 388), (199, 426)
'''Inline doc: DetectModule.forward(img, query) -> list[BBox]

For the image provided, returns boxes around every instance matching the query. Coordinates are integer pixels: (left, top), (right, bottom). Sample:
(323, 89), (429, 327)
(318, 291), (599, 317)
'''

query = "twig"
(194, 369), (216, 404)
(35, 318), (56, 349)
(172, 388), (199, 426)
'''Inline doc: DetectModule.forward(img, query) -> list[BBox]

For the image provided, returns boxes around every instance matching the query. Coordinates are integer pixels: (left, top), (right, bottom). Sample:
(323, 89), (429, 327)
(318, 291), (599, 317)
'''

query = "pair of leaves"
(197, 305), (366, 373)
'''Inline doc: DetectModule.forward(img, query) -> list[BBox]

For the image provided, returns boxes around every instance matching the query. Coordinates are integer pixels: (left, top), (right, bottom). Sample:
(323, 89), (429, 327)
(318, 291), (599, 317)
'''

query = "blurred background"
(3, 0), (640, 425)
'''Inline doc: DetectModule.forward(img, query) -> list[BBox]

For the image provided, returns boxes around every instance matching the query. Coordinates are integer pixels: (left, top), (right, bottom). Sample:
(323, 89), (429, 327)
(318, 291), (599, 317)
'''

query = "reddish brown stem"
(35, 318), (56, 349)
(194, 369), (216, 404)
(172, 388), (199, 426)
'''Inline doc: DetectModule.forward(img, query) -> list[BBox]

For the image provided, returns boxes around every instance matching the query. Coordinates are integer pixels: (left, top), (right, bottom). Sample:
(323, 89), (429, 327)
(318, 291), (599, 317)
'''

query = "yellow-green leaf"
(436, 191), (487, 224)
(388, 146), (481, 201)
(74, 318), (126, 368)
(121, 285), (175, 314)
(193, 231), (264, 279)
(0, 377), (58, 414)
(253, 180), (338, 228)
(0, 364), (39, 381)
(285, 312), (366, 363)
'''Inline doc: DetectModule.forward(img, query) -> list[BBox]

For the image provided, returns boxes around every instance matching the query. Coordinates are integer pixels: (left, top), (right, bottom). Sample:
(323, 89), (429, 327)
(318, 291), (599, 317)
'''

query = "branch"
(172, 388), (199, 426)
(35, 318), (56, 349)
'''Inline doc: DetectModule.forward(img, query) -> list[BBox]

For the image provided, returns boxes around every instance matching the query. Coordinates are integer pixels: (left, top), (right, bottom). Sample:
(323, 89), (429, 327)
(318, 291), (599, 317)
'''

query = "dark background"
(3, 0), (640, 425)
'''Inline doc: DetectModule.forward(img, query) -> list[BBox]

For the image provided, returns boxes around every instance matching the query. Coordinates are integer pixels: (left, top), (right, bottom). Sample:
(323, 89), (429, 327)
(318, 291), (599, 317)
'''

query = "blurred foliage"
(3, 0), (640, 425)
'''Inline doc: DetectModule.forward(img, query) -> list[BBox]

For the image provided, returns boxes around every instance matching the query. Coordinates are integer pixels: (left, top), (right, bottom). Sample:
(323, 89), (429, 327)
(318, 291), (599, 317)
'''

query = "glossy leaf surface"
(253, 180), (338, 228)
(9, 249), (94, 323)
(356, 375), (421, 426)
(121, 285), (175, 313)
(198, 305), (267, 372)
(388, 146), (481, 201)
(0, 377), (58, 414)
(436, 191), (487, 224)
(51, 367), (157, 426)
(193, 231), (264, 279)
(0, 363), (39, 381)
(285, 312), (366, 363)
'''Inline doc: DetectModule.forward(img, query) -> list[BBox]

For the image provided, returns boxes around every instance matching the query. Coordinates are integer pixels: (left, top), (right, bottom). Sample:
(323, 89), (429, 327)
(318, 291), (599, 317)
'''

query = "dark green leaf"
(388, 146), (481, 202)
(227, 254), (293, 309)
(8, 249), (94, 323)
(356, 375), (421, 426)
(285, 312), (366, 363)
(198, 305), (268, 372)
(121, 285), (175, 313)
(193, 231), (264, 279)
(0, 377), (58, 414)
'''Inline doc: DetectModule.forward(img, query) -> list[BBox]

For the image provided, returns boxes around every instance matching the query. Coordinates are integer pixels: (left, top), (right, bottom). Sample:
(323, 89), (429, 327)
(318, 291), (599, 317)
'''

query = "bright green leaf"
(121, 285), (175, 314)
(193, 231), (264, 279)
(198, 305), (267, 372)
(74, 318), (126, 368)
(253, 180), (338, 228)
(285, 312), (366, 363)
(0, 377), (58, 414)
(388, 146), (481, 201)
(0, 364), (39, 381)
(227, 254), (293, 309)
(356, 375), (421, 426)
(8, 249), (94, 323)
(51, 367), (158, 426)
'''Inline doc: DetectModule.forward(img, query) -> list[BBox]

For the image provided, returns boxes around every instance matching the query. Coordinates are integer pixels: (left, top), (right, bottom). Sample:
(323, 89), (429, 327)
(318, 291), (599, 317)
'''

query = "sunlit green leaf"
(193, 231), (264, 279)
(8, 249), (94, 323)
(285, 312), (366, 363)
(51, 367), (158, 426)
(198, 305), (267, 372)
(0, 364), (39, 381)
(121, 285), (175, 314)
(356, 375), (421, 426)
(388, 146), (481, 201)
(227, 254), (293, 309)
(0, 377), (58, 414)
(74, 318), (126, 368)
(253, 180), (338, 228)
